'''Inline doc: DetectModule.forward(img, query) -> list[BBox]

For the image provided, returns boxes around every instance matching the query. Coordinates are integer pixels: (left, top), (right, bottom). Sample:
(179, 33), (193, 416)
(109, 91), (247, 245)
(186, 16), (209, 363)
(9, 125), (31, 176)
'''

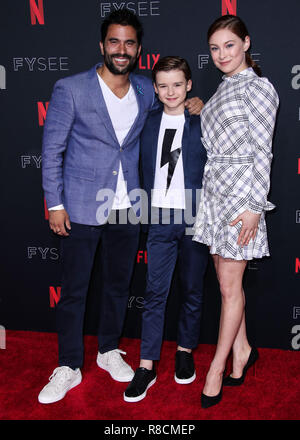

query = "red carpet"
(1, 330), (300, 420)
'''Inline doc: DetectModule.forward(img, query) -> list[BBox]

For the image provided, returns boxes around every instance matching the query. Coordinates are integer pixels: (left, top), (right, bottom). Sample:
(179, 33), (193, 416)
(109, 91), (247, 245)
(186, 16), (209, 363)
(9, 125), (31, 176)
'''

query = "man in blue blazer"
(39, 11), (202, 404)
(124, 56), (208, 403)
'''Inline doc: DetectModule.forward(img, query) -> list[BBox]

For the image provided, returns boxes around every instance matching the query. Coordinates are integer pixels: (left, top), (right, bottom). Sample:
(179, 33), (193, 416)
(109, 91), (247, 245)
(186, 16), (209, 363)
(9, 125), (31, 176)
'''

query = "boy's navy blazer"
(140, 107), (207, 222)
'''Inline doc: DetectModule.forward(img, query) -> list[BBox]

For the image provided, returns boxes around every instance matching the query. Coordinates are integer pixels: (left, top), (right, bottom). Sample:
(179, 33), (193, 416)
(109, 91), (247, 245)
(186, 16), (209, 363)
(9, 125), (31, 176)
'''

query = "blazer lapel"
(182, 110), (190, 170)
(87, 65), (120, 146)
(149, 110), (163, 176)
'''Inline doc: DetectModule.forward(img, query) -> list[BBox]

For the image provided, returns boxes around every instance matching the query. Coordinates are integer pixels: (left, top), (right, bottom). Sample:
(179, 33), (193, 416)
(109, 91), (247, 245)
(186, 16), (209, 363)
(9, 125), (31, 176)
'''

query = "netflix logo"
(50, 286), (61, 307)
(138, 54), (160, 71)
(137, 250), (147, 264)
(29, 0), (45, 25)
(296, 258), (300, 274)
(222, 0), (237, 15)
(38, 101), (49, 126)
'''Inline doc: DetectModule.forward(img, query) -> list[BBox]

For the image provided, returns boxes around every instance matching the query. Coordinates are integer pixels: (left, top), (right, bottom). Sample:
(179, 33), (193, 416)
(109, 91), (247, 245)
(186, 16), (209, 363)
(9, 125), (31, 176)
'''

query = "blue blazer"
(140, 108), (207, 224)
(42, 63), (156, 225)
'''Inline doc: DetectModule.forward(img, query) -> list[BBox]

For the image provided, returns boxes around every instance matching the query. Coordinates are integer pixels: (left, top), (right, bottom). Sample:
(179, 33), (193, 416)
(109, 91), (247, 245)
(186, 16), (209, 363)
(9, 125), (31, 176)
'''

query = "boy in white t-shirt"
(124, 57), (208, 402)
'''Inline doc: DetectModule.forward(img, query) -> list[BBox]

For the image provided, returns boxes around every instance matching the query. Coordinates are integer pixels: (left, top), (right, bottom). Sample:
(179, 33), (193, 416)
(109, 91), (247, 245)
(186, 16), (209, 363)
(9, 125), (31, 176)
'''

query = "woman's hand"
(230, 210), (261, 246)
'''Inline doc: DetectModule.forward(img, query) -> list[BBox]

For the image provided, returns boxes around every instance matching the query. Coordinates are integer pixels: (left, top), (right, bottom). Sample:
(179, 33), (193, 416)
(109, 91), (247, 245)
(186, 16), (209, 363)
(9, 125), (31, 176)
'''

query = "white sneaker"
(97, 349), (134, 382)
(38, 366), (82, 404)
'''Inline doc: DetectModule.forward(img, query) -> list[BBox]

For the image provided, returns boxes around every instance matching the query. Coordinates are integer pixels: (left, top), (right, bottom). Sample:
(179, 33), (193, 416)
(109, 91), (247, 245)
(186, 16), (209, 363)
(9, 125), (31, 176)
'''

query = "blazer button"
(120, 147), (123, 152)
(112, 170), (118, 175)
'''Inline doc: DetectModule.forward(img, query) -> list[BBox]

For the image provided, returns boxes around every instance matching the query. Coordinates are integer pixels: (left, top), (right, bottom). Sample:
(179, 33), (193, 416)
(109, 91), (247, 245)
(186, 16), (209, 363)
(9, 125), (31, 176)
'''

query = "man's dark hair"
(101, 9), (143, 45)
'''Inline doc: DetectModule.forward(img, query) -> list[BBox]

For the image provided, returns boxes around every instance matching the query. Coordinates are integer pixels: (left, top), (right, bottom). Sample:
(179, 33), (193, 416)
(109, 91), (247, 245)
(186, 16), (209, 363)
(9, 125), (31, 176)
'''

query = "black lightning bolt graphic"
(160, 129), (181, 194)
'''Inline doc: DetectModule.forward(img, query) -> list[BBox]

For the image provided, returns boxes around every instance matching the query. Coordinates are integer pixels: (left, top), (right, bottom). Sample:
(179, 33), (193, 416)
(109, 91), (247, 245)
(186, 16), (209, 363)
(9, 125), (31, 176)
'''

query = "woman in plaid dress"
(193, 15), (279, 408)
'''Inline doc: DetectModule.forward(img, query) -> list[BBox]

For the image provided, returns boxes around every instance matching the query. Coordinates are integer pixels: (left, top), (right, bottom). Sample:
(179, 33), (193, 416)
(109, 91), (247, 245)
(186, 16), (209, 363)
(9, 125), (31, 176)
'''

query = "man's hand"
(49, 209), (71, 236)
(185, 97), (204, 115)
(230, 210), (261, 247)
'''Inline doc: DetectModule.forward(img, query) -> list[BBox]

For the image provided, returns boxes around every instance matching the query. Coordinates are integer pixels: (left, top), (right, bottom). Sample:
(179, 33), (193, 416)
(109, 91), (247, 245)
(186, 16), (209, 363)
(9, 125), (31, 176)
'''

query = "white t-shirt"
(152, 112), (186, 209)
(49, 74), (138, 211)
(98, 74), (138, 210)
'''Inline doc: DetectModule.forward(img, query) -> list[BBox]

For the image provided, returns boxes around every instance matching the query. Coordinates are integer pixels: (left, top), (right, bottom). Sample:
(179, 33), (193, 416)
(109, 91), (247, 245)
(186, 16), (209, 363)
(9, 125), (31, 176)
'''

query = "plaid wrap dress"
(193, 68), (279, 260)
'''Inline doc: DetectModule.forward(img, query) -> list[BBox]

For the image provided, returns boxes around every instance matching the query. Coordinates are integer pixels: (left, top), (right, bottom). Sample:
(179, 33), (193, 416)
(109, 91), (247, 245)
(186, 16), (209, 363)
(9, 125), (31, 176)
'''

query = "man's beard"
(103, 49), (138, 75)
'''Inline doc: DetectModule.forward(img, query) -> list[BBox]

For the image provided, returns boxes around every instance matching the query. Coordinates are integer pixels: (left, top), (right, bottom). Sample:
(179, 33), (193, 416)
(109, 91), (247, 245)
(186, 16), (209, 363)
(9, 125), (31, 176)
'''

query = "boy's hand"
(185, 97), (204, 115)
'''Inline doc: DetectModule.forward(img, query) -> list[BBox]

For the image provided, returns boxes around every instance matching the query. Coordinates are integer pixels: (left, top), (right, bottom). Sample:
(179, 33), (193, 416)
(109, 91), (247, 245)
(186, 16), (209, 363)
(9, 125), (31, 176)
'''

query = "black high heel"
(223, 347), (259, 387)
(201, 372), (225, 409)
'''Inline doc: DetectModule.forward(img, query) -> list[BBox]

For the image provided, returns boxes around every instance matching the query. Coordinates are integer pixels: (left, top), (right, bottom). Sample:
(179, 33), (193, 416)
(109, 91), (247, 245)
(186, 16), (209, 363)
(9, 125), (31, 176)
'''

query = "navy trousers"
(140, 209), (208, 360)
(56, 209), (140, 369)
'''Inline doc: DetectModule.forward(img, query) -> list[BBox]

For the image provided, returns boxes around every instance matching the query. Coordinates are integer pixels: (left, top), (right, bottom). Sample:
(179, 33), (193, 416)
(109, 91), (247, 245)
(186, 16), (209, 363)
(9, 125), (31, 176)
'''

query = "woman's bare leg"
(229, 305), (251, 378)
(202, 256), (247, 396)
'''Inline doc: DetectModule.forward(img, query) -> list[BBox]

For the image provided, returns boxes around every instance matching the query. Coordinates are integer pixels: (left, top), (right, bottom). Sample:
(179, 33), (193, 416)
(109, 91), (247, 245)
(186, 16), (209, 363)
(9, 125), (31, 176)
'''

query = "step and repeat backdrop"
(0, 0), (299, 350)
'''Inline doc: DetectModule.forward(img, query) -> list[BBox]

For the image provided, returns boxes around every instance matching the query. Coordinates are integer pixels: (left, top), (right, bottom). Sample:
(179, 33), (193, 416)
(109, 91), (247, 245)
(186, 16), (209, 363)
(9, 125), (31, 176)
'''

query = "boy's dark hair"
(101, 9), (143, 45)
(152, 56), (192, 83)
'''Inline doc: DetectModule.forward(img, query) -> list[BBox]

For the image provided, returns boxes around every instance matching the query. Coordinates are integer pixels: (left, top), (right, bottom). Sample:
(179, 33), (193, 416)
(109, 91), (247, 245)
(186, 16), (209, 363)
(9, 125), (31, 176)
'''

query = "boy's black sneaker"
(124, 367), (156, 402)
(175, 351), (196, 384)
